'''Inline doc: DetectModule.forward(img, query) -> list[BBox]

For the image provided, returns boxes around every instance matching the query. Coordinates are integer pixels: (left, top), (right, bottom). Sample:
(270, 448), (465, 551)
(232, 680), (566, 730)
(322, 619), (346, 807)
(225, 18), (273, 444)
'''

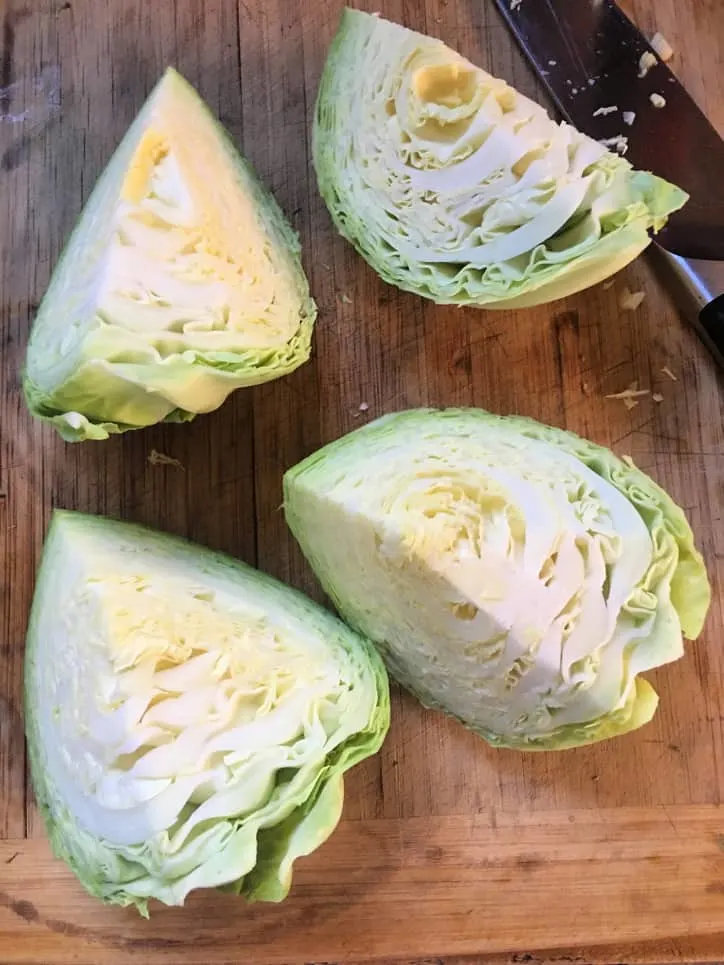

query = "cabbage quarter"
(313, 10), (687, 308)
(24, 69), (316, 441)
(284, 409), (710, 750)
(25, 512), (389, 912)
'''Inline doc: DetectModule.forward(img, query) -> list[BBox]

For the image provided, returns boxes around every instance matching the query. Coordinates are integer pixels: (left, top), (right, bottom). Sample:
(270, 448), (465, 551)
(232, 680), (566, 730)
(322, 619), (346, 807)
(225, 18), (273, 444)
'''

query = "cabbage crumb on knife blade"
(25, 512), (389, 913)
(284, 408), (710, 751)
(313, 10), (688, 310)
(23, 68), (317, 441)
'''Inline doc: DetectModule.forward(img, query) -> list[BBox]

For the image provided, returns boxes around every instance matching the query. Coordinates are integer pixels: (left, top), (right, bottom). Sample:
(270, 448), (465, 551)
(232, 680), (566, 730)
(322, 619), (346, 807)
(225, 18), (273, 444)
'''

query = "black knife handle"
(651, 244), (724, 369)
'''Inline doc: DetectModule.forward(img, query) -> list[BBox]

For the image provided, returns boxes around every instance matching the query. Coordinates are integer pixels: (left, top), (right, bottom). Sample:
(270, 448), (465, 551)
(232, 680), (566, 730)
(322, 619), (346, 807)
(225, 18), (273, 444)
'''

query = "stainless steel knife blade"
(492, 0), (724, 262)
(493, 0), (724, 367)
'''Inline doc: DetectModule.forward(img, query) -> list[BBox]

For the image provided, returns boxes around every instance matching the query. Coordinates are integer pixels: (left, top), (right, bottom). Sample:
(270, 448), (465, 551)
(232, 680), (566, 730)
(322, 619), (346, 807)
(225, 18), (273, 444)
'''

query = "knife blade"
(492, 0), (724, 366)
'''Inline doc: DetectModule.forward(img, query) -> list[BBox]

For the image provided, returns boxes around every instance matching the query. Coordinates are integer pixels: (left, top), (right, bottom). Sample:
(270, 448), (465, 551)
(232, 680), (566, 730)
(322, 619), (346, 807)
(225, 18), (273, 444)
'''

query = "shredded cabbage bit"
(25, 512), (389, 913)
(313, 10), (687, 308)
(284, 408), (710, 751)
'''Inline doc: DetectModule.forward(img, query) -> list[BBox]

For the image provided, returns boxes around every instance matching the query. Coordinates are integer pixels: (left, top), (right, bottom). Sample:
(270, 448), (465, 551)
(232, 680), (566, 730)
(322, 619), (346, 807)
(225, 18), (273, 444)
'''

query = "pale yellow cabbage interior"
(285, 419), (690, 744)
(95, 83), (300, 352)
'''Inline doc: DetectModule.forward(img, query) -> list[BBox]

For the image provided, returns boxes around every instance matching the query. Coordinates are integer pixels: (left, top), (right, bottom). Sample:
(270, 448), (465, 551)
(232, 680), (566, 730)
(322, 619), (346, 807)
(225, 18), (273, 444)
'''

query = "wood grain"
(3, 807), (724, 965)
(1, 0), (723, 962)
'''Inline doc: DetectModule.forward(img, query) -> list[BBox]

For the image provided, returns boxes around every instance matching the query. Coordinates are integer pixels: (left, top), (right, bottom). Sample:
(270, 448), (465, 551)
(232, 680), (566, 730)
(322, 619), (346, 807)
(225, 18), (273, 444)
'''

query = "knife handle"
(651, 243), (724, 369)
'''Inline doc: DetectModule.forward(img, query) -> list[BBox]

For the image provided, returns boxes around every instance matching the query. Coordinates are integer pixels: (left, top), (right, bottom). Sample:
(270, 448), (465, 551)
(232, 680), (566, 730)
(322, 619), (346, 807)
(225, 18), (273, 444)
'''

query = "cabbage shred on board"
(284, 408), (710, 750)
(25, 512), (389, 913)
(23, 68), (316, 442)
(313, 10), (687, 309)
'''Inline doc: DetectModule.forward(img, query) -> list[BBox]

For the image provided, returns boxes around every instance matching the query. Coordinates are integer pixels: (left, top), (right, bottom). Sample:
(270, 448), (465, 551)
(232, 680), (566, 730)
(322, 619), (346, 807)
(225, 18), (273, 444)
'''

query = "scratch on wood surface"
(510, 955), (588, 964)
(0, 64), (61, 123)
(0, 8), (29, 98)
(0, 890), (188, 948)
(450, 346), (473, 377)
(238, 0), (263, 26)
(0, 61), (62, 172)
(662, 805), (681, 839)
(2, 112), (62, 170)
(551, 310), (580, 418)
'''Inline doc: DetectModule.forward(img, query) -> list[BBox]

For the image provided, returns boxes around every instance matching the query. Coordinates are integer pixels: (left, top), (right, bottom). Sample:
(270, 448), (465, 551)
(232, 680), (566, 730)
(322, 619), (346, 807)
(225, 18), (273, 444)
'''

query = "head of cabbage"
(284, 408), (710, 750)
(23, 68), (316, 441)
(25, 512), (389, 913)
(313, 10), (687, 309)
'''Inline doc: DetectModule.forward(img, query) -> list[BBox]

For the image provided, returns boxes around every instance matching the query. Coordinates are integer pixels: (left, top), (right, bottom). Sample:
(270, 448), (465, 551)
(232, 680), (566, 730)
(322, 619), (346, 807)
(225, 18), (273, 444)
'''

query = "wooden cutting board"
(1, 0), (723, 962)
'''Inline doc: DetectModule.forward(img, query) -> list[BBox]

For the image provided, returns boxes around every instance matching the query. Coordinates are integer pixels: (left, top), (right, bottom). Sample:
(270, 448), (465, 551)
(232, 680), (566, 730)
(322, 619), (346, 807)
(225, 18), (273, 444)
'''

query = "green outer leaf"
(23, 68), (317, 442)
(23, 377), (198, 442)
(313, 9), (688, 310)
(283, 408), (711, 751)
(25, 511), (390, 912)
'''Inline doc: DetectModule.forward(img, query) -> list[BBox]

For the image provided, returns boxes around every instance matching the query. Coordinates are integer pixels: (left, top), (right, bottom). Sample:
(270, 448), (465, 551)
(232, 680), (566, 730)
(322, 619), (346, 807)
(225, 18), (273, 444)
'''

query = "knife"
(492, 0), (724, 368)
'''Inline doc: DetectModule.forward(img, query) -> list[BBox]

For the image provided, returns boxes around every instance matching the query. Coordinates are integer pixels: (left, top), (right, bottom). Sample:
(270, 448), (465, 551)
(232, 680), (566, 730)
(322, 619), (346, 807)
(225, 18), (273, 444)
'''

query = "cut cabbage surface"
(313, 10), (687, 308)
(284, 408), (710, 750)
(24, 68), (316, 441)
(25, 512), (389, 912)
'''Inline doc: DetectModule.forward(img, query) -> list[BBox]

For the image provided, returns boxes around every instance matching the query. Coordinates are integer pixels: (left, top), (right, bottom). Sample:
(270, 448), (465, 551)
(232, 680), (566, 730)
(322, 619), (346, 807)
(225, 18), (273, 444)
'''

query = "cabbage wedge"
(313, 10), (687, 308)
(25, 512), (389, 913)
(24, 68), (316, 441)
(284, 409), (710, 750)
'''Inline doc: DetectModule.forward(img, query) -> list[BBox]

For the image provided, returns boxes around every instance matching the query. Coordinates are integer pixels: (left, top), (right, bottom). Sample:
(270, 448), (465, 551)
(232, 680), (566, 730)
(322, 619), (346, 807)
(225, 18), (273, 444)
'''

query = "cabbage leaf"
(24, 69), (316, 441)
(313, 10), (687, 308)
(25, 512), (389, 912)
(284, 408), (709, 750)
